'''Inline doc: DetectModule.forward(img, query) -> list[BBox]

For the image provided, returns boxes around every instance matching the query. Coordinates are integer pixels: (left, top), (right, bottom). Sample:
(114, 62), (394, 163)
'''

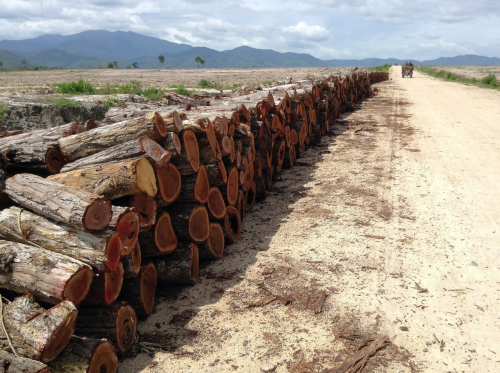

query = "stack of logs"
(0, 70), (388, 373)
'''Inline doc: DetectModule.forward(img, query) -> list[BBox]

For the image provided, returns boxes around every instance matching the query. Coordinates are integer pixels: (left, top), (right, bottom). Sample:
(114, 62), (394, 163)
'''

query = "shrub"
(51, 98), (82, 108)
(174, 85), (190, 95)
(52, 79), (95, 94)
(104, 97), (124, 108)
(198, 79), (213, 88)
(143, 88), (165, 101)
(481, 74), (499, 87)
(0, 105), (6, 120)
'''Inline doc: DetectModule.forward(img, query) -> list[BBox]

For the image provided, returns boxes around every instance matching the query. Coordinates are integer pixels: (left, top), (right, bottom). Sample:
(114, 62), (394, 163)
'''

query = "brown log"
(198, 137), (221, 165)
(48, 158), (157, 200)
(139, 212), (177, 258)
(218, 165), (239, 207)
(163, 132), (182, 156)
(255, 176), (267, 200)
(218, 135), (232, 157)
(82, 262), (124, 306)
(118, 262), (157, 317)
(170, 129), (200, 175)
(0, 241), (93, 306)
(199, 223), (224, 260)
(205, 163), (227, 186)
(283, 144), (296, 168)
(109, 206), (139, 256)
(50, 337), (118, 373)
(263, 166), (273, 190)
(122, 241), (141, 279)
(167, 204), (210, 244)
(60, 136), (171, 173)
(76, 302), (137, 354)
(245, 180), (256, 211)
(161, 110), (184, 133)
(5, 174), (112, 232)
(128, 193), (157, 231)
(0, 206), (121, 273)
(155, 162), (182, 206)
(272, 138), (286, 166)
(155, 242), (199, 286)
(0, 350), (50, 373)
(241, 160), (254, 192)
(207, 187), (226, 220)
(236, 189), (245, 224)
(58, 112), (168, 162)
(0, 294), (77, 363)
(223, 206), (242, 244)
(174, 165), (209, 204)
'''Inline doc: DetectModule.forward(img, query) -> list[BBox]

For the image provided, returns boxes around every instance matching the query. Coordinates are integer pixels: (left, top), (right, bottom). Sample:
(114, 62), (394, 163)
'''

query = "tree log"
(5, 174), (112, 232)
(109, 206), (139, 256)
(139, 212), (177, 258)
(236, 189), (245, 224)
(245, 180), (256, 211)
(0, 241), (93, 306)
(58, 112), (168, 162)
(122, 242), (141, 279)
(76, 302), (137, 354)
(223, 206), (241, 244)
(170, 130), (200, 175)
(48, 158), (157, 200)
(0, 207), (122, 273)
(155, 242), (199, 286)
(199, 223), (224, 260)
(166, 204), (209, 244)
(198, 138), (221, 165)
(156, 162), (182, 206)
(174, 166), (209, 205)
(118, 263), (157, 317)
(163, 132), (182, 156)
(50, 337), (118, 373)
(254, 175), (267, 200)
(0, 294), (77, 363)
(128, 193), (157, 231)
(0, 350), (50, 373)
(207, 187), (226, 220)
(82, 262), (124, 306)
(205, 163), (228, 187)
(218, 165), (239, 207)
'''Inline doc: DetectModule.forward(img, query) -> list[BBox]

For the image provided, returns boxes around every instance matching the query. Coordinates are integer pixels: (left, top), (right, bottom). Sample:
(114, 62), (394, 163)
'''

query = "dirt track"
(124, 66), (500, 372)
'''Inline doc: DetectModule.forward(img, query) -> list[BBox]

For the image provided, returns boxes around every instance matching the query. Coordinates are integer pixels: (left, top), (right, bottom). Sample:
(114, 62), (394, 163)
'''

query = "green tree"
(132, 62), (138, 69)
(107, 62), (114, 68)
(195, 56), (206, 68)
(21, 59), (26, 68)
(0, 62), (3, 69)
(113, 61), (118, 68)
(158, 55), (165, 65)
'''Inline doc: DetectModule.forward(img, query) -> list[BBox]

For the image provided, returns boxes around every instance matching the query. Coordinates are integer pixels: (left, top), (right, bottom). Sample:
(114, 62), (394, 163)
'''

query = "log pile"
(0, 70), (388, 371)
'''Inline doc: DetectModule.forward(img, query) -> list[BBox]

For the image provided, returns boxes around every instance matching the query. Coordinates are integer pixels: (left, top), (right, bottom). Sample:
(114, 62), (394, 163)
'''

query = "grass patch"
(416, 66), (500, 90)
(50, 98), (82, 108)
(368, 64), (390, 72)
(263, 80), (274, 86)
(197, 79), (213, 88)
(0, 105), (6, 120)
(53, 79), (96, 94)
(104, 96), (124, 109)
(174, 85), (191, 95)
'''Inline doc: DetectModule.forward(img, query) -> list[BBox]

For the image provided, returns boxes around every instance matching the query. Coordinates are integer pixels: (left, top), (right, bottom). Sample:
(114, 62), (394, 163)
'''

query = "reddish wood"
(223, 206), (241, 244)
(174, 165), (209, 204)
(155, 242), (199, 286)
(199, 223), (224, 260)
(109, 206), (139, 256)
(167, 204), (210, 244)
(156, 162), (182, 206)
(207, 186), (227, 220)
(83, 262), (124, 306)
(128, 193), (157, 230)
(122, 241), (141, 278)
(118, 263), (157, 317)
(139, 211), (178, 258)
(245, 180), (256, 211)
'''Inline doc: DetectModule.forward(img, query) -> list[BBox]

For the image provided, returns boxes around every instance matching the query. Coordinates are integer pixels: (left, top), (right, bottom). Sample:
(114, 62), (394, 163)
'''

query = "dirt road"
(125, 66), (500, 372)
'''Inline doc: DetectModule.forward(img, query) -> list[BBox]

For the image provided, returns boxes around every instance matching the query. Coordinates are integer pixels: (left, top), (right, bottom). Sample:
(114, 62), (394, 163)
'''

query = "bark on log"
(76, 302), (137, 354)
(155, 242), (199, 286)
(163, 132), (182, 156)
(0, 294), (77, 363)
(223, 206), (242, 244)
(108, 206), (139, 256)
(205, 163), (227, 187)
(254, 176), (267, 200)
(50, 337), (118, 373)
(0, 241), (93, 306)
(122, 242), (141, 279)
(60, 136), (171, 173)
(0, 207), (122, 273)
(118, 263), (157, 317)
(128, 193), (157, 231)
(82, 262), (124, 306)
(48, 158), (157, 200)
(58, 112), (168, 162)
(155, 162), (182, 206)
(5, 174), (112, 232)
(218, 166), (239, 207)
(199, 223), (224, 261)
(236, 189), (245, 224)
(139, 212), (177, 258)
(198, 138), (221, 165)
(0, 350), (50, 373)
(170, 129), (200, 175)
(167, 204), (210, 244)
(245, 180), (256, 211)
(174, 166), (209, 204)
(207, 187), (226, 220)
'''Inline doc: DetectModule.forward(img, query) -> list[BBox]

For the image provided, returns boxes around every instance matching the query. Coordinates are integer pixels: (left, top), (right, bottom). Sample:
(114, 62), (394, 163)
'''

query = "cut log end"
(226, 166), (239, 206)
(45, 147), (66, 174)
(173, 111), (183, 132)
(155, 212), (178, 254)
(116, 304), (138, 353)
(151, 111), (167, 137)
(224, 205), (242, 244)
(189, 205), (210, 243)
(64, 266), (93, 307)
(245, 180), (256, 211)
(130, 193), (157, 230)
(140, 263), (157, 316)
(88, 341), (119, 373)
(207, 187), (226, 220)
(105, 233), (123, 272)
(127, 242), (142, 277)
(183, 130), (201, 172)
(84, 198), (112, 232)
(195, 165), (210, 204)
(190, 243), (200, 283)
(136, 158), (158, 197)
(105, 262), (124, 305)
(206, 223), (225, 259)
(156, 162), (181, 205)
(42, 303), (78, 362)
(114, 212), (139, 256)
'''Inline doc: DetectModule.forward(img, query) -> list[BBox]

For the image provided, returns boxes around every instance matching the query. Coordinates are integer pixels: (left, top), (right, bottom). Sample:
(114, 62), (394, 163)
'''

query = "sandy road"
(125, 67), (500, 373)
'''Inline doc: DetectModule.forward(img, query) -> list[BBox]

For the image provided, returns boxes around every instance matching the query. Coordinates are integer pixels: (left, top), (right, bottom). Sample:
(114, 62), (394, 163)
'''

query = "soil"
(430, 65), (500, 79)
(119, 67), (500, 372)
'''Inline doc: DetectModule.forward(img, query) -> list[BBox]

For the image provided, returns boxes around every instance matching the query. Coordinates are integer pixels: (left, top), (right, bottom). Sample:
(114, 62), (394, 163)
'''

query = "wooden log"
(223, 206), (241, 244)
(58, 112), (168, 162)
(218, 165), (239, 207)
(283, 144), (296, 168)
(170, 129), (200, 175)
(139, 212), (177, 258)
(219, 135), (232, 157)
(0, 241), (93, 306)
(245, 180), (256, 211)
(109, 206), (139, 256)
(5, 174), (111, 232)
(118, 263), (157, 317)
(236, 189), (245, 224)
(128, 193), (157, 230)
(174, 165), (209, 205)
(76, 302), (137, 354)
(0, 294), (77, 363)
(199, 223), (224, 261)
(0, 350), (50, 373)
(60, 136), (171, 173)
(163, 132), (182, 156)
(263, 166), (273, 190)
(0, 206), (122, 273)
(241, 160), (254, 192)
(205, 163), (228, 186)
(122, 242), (141, 279)
(167, 204), (210, 244)
(198, 137), (221, 165)
(207, 187), (226, 220)
(155, 242), (199, 286)
(156, 162), (182, 206)
(82, 262), (124, 306)
(50, 337), (118, 373)
(272, 138), (286, 166)
(255, 175), (267, 200)
(48, 158), (157, 200)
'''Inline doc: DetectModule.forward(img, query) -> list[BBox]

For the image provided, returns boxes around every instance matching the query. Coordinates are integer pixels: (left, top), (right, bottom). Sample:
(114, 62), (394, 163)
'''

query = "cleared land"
(429, 65), (500, 79)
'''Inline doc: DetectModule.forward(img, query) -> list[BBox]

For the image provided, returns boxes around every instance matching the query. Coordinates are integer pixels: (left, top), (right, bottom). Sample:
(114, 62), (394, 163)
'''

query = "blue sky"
(0, 0), (499, 60)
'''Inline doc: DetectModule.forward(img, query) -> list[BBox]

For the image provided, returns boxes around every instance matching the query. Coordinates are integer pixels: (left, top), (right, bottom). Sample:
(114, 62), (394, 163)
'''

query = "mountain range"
(1, 30), (499, 69)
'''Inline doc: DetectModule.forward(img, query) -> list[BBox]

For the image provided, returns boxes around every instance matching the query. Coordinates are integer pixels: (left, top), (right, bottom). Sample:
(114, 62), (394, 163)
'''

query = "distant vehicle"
(402, 62), (414, 78)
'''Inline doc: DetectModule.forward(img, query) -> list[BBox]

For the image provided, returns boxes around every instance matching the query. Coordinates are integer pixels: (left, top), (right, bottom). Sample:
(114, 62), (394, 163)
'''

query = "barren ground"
(430, 65), (500, 79)
(117, 66), (500, 373)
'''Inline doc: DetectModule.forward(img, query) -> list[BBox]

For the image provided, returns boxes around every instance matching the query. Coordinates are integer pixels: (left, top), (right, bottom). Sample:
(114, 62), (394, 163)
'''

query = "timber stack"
(0, 70), (388, 372)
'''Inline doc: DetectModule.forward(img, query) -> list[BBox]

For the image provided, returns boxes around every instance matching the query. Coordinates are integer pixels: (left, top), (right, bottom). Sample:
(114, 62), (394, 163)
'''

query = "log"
(236, 189), (245, 224)
(219, 135), (232, 157)
(76, 302), (137, 354)
(161, 110), (183, 132)
(0, 350), (50, 373)
(198, 138), (221, 165)
(82, 262), (124, 306)
(254, 175), (267, 200)
(48, 158), (157, 200)
(163, 132), (182, 156)
(272, 138), (286, 166)
(155, 242), (199, 286)
(5, 174), (112, 232)
(223, 206), (242, 244)
(218, 165), (239, 207)
(128, 193), (157, 230)
(199, 223), (224, 260)
(174, 165), (209, 204)
(108, 206), (139, 256)
(167, 204), (210, 244)
(245, 180), (256, 211)
(0, 207), (122, 273)
(170, 130), (200, 175)
(122, 242), (141, 279)
(58, 112), (168, 162)
(60, 136), (171, 173)
(118, 263), (157, 317)
(207, 187), (226, 220)
(156, 162), (182, 206)
(0, 294), (77, 363)
(139, 212), (177, 258)
(205, 163), (228, 186)
(50, 337), (118, 373)
(0, 241), (93, 306)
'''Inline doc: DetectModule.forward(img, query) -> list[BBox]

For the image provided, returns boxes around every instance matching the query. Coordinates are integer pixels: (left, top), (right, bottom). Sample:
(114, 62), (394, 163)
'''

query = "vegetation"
(158, 55), (165, 65)
(197, 79), (212, 88)
(174, 85), (191, 95)
(50, 98), (82, 108)
(0, 105), (6, 120)
(263, 80), (273, 85)
(52, 79), (96, 94)
(0, 62), (3, 69)
(368, 64), (390, 72)
(195, 56), (206, 68)
(132, 62), (138, 68)
(416, 66), (500, 90)
(103, 96), (124, 109)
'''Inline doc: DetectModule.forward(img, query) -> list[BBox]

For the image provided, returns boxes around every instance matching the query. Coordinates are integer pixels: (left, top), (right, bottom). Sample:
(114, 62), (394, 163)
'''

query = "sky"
(0, 0), (499, 60)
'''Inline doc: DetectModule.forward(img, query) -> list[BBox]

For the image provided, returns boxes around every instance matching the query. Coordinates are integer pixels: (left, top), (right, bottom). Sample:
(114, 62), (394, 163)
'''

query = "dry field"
(430, 65), (500, 79)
